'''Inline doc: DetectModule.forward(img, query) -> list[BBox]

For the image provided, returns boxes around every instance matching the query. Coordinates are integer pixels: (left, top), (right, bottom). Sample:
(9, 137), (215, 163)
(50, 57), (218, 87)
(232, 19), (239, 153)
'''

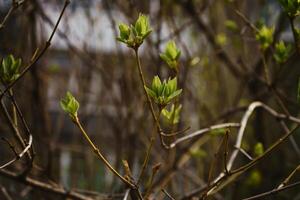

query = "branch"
(0, 0), (26, 31)
(0, 134), (32, 169)
(242, 181), (300, 200)
(0, 169), (93, 200)
(169, 123), (240, 148)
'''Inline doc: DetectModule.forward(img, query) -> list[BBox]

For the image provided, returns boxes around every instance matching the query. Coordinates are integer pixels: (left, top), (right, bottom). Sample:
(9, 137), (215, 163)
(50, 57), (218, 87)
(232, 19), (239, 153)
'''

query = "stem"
(9, 89), (17, 126)
(137, 109), (162, 185)
(133, 49), (168, 148)
(277, 164), (300, 189)
(74, 117), (135, 188)
(242, 181), (300, 200)
(232, 125), (299, 174)
(137, 137), (154, 185)
(289, 17), (299, 54)
(262, 52), (270, 86)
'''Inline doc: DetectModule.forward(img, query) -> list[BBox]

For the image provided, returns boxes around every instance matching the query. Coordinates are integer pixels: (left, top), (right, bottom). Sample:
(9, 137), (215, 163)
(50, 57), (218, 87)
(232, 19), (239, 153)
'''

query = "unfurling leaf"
(274, 41), (291, 64)
(160, 40), (181, 70)
(60, 91), (80, 121)
(117, 13), (152, 49)
(162, 104), (182, 124)
(0, 54), (22, 84)
(255, 25), (274, 50)
(145, 76), (182, 107)
(254, 142), (264, 157)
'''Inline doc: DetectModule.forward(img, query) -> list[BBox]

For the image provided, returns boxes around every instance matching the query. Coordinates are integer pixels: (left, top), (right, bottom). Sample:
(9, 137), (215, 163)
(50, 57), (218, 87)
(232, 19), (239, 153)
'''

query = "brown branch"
(0, 169), (93, 200)
(169, 123), (240, 148)
(242, 181), (300, 200)
(0, 0), (26, 31)
(0, 134), (32, 169)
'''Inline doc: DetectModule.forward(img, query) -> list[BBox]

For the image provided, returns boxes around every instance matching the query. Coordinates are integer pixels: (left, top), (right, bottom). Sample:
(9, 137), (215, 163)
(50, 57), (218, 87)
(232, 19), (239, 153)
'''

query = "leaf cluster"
(255, 25), (274, 50)
(162, 104), (182, 124)
(278, 0), (300, 18)
(160, 40), (181, 70)
(117, 14), (152, 49)
(0, 54), (21, 84)
(274, 41), (292, 64)
(60, 91), (80, 121)
(145, 76), (182, 107)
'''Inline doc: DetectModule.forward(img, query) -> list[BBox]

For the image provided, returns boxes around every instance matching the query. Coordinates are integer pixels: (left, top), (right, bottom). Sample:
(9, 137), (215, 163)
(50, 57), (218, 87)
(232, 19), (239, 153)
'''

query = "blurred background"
(0, 0), (300, 199)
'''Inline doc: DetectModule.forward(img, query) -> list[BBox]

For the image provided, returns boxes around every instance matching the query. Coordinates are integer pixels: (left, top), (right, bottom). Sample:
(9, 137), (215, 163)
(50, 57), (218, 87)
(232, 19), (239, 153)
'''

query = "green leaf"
(160, 40), (181, 69)
(225, 20), (238, 31)
(255, 25), (274, 50)
(215, 33), (227, 46)
(162, 104), (182, 124)
(145, 86), (157, 99)
(60, 91), (80, 120)
(167, 89), (182, 102)
(246, 170), (262, 186)
(167, 77), (178, 93)
(278, 0), (300, 18)
(118, 23), (131, 40)
(135, 14), (151, 37)
(146, 76), (182, 106)
(152, 75), (162, 94)
(0, 54), (22, 84)
(117, 14), (152, 49)
(274, 41), (291, 64)
(165, 41), (180, 60)
(254, 142), (264, 157)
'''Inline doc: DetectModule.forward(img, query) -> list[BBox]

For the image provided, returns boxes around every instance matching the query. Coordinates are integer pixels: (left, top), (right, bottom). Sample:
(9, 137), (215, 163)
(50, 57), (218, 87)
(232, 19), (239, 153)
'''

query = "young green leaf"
(274, 41), (291, 64)
(215, 33), (227, 46)
(134, 14), (152, 39)
(145, 76), (182, 107)
(162, 104), (182, 124)
(225, 20), (238, 32)
(0, 54), (22, 84)
(254, 142), (264, 157)
(278, 0), (300, 18)
(60, 91), (80, 121)
(117, 13), (151, 49)
(160, 40), (181, 70)
(118, 23), (131, 41)
(255, 25), (274, 50)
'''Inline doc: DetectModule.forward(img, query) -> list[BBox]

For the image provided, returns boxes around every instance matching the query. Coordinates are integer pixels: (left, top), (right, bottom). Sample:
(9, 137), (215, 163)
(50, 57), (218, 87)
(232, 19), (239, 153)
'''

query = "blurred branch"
(0, 0), (26, 31)
(0, 0), (70, 99)
(180, 100), (300, 198)
(243, 181), (300, 200)
(176, 0), (243, 78)
(0, 185), (13, 200)
(0, 169), (94, 200)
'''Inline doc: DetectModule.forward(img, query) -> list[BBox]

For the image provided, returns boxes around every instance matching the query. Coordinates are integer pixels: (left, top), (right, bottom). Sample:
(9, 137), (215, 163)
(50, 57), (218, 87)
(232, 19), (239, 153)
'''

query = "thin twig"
(162, 189), (176, 200)
(133, 49), (168, 149)
(277, 164), (300, 189)
(74, 117), (135, 188)
(0, 0), (26, 31)
(0, 135), (32, 169)
(0, 169), (93, 200)
(170, 123), (240, 148)
(242, 181), (300, 200)
(137, 137), (154, 185)
(181, 101), (300, 199)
